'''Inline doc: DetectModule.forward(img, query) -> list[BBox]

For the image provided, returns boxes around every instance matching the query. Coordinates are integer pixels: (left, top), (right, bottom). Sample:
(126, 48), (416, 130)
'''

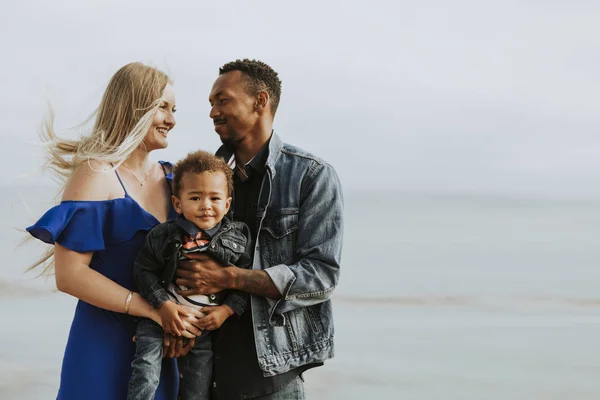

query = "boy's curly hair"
(219, 58), (282, 115)
(173, 150), (233, 196)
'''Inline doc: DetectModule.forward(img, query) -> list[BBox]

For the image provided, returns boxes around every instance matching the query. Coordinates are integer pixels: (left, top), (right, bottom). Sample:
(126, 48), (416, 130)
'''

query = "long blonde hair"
(31, 62), (171, 274)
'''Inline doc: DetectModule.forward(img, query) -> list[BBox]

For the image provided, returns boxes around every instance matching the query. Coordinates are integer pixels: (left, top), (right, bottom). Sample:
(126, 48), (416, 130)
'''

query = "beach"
(2, 187), (600, 399)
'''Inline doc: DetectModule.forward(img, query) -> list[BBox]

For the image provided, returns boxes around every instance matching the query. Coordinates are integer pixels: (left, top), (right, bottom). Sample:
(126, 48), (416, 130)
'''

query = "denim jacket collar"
(246, 135), (270, 175)
(264, 132), (284, 178)
(216, 131), (285, 179)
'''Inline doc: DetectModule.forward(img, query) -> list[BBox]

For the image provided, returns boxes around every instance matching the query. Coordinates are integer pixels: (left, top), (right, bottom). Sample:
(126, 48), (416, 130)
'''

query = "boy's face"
(172, 171), (232, 230)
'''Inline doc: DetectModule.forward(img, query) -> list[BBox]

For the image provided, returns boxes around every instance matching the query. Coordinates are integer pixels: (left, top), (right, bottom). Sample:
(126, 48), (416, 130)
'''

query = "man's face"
(209, 71), (258, 148)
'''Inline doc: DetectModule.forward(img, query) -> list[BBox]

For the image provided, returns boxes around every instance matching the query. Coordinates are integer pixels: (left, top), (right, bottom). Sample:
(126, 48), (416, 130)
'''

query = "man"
(176, 59), (344, 399)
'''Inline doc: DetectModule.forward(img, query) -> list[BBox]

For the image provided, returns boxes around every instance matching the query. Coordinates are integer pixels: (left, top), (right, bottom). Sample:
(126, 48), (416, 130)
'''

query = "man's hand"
(177, 252), (282, 299)
(197, 305), (234, 331)
(176, 253), (231, 296)
(162, 334), (195, 359)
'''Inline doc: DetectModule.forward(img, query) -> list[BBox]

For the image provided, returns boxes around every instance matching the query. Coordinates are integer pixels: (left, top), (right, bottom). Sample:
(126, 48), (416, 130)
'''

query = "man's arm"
(231, 268), (282, 299)
(177, 255), (281, 299)
(262, 161), (343, 317)
(176, 220), (282, 300)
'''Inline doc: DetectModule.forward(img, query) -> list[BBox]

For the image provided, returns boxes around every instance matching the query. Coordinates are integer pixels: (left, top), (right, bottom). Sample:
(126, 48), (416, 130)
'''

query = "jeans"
(127, 319), (212, 400)
(248, 376), (305, 400)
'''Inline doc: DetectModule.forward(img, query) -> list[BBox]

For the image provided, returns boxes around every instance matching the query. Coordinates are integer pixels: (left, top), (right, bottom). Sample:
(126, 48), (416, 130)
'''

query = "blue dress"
(27, 162), (179, 400)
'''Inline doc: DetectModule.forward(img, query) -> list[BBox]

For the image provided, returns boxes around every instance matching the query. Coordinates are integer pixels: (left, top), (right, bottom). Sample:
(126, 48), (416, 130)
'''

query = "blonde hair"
(30, 62), (171, 274)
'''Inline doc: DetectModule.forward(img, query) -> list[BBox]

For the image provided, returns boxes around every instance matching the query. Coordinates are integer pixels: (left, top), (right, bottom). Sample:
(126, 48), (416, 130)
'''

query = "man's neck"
(235, 128), (272, 166)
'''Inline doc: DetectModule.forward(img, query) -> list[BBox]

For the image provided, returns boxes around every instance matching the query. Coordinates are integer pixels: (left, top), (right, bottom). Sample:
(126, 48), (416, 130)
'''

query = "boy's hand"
(196, 305), (234, 331)
(158, 301), (190, 336)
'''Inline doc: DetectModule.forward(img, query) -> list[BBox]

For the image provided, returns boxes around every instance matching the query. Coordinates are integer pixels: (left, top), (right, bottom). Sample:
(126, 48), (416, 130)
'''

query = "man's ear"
(172, 195), (182, 214)
(255, 91), (269, 112)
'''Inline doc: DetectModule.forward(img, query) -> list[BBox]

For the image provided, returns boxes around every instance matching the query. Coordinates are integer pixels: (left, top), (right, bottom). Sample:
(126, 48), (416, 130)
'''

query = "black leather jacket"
(133, 216), (252, 315)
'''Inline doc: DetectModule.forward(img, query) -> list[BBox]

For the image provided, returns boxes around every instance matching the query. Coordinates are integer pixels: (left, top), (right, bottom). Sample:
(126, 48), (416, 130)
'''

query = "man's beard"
(220, 135), (244, 151)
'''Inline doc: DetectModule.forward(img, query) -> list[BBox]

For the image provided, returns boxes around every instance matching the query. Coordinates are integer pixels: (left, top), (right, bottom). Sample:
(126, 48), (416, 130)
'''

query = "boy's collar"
(175, 214), (222, 238)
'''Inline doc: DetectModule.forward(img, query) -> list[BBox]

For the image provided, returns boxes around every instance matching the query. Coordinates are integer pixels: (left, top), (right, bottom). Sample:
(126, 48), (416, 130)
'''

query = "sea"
(1, 186), (600, 399)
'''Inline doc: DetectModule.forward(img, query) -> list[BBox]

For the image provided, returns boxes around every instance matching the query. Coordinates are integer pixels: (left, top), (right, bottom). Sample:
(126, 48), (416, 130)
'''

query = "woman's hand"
(157, 301), (190, 336)
(161, 306), (205, 358)
(180, 306), (205, 336)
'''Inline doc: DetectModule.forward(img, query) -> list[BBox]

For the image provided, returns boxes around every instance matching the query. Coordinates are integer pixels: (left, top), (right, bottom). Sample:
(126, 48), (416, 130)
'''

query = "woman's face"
(143, 83), (176, 151)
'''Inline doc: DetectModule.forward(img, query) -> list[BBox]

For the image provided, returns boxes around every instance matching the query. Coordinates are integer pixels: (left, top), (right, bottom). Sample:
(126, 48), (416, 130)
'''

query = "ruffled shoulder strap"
(158, 160), (173, 186)
(159, 160), (178, 221)
(26, 199), (158, 252)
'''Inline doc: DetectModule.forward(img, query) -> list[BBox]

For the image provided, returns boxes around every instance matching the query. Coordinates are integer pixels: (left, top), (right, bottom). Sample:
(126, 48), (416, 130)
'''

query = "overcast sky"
(2, 0), (600, 198)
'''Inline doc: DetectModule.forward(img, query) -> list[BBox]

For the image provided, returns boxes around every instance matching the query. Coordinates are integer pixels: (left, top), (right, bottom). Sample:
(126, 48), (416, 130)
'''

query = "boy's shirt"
(177, 215), (221, 252)
(167, 215), (223, 308)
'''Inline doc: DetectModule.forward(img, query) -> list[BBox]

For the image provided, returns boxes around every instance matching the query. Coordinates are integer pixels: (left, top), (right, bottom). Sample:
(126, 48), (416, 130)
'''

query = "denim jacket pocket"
(261, 208), (299, 265)
(220, 237), (245, 254)
(214, 236), (244, 265)
(283, 306), (323, 350)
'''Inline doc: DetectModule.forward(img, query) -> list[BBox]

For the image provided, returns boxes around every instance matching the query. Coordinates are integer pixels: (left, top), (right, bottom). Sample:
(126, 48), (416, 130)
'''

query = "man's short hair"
(219, 59), (282, 115)
(173, 150), (233, 196)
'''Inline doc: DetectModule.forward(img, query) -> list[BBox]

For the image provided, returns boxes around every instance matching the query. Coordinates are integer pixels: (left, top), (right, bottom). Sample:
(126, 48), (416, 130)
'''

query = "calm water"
(2, 187), (600, 399)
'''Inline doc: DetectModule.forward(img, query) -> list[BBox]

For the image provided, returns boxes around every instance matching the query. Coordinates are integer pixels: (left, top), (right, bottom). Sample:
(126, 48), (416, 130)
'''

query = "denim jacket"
(134, 216), (252, 316)
(216, 133), (344, 377)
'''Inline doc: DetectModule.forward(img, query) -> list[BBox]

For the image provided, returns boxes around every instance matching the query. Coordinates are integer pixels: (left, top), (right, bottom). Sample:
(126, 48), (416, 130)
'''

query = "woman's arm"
(54, 245), (202, 342)
(54, 244), (160, 322)
(54, 161), (204, 334)
(55, 161), (160, 321)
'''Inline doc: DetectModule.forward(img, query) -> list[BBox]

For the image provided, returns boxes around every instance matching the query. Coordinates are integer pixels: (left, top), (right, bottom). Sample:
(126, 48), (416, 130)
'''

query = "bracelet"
(124, 291), (133, 315)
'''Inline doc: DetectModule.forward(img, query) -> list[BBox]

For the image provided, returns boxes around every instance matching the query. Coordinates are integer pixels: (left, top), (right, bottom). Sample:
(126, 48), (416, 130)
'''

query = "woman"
(27, 62), (201, 399)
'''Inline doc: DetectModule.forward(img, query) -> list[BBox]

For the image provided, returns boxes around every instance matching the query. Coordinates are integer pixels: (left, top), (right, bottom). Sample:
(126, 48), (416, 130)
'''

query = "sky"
(2, 0), (600, 198)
